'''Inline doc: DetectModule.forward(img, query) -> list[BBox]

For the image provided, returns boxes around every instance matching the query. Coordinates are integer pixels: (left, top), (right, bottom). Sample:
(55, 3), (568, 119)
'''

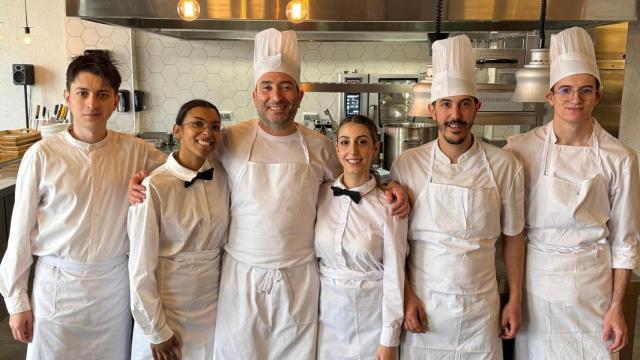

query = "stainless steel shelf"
(300, 82), (516, 94)
(473, 111), (538, 126)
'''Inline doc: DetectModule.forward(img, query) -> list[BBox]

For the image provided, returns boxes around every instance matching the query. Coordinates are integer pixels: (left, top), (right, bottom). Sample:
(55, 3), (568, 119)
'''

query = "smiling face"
(547, 73), (602, 125)
(64, 71), (119, 134)
(428, 95), (480, 147)
(252, 71), (304, 135)
(173, 106), (222, 167)
(336, 122), (379, 184)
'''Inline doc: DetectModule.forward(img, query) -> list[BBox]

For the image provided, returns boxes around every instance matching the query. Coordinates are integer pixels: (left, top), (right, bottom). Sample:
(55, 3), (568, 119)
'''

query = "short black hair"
(175, 99), (221, 125)
(66, 53), (121, 92)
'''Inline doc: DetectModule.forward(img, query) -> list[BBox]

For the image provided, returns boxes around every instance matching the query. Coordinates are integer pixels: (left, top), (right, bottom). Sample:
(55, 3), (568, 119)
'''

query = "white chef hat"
(253, 28), (301, 86)
(430, 35), (477, 102)
(549, 27), (600, 89)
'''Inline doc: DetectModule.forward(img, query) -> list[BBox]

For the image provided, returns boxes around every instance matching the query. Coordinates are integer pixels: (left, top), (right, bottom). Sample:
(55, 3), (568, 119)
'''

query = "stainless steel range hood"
(66, 0), (637, 41)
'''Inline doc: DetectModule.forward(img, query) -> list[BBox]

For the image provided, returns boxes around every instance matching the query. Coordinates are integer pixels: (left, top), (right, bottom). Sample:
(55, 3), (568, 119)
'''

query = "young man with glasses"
(506, 26), (640, 359)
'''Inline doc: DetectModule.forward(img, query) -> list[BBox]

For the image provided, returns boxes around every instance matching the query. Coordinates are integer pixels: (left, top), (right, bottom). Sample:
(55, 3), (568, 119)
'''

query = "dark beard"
(439, 119), (468, 145)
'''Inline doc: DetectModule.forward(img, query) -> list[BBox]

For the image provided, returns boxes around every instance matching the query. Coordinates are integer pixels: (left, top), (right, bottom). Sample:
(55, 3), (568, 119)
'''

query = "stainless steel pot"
(383, 123), (438, 170)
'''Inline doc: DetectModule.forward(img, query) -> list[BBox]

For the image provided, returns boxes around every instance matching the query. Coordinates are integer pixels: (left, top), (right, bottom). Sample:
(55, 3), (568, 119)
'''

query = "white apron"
(401, 140), (503, 360)
(214, 124), (320, 360)
(317, 263), (386, 359)
(515, 123), (615, 360)
(27, 255), (131, 360)
(131, 249), (221, 360)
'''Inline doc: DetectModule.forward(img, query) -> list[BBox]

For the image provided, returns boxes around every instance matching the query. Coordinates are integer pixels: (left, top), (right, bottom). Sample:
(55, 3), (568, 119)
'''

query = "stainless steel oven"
(368, 74), (426, 127)
(338, 72), (426, 127)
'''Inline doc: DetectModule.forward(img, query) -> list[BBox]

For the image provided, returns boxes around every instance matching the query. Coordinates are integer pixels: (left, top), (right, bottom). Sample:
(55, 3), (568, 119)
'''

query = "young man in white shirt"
(0, 53), (165, 359)
(508, 26), (640, 359)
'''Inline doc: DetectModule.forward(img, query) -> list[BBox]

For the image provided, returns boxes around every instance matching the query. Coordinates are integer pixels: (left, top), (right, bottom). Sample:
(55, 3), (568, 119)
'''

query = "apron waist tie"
(529, 241), (608, 257)
(38, 254), (127, 273)
(319, 264), (383, 281)
(166, 248), (221, 262)
(258, 269), (284, 295)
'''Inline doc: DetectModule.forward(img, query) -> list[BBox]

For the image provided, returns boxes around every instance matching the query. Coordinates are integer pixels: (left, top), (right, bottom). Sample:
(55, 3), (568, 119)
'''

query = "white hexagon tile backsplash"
(65, 18), (135, 133)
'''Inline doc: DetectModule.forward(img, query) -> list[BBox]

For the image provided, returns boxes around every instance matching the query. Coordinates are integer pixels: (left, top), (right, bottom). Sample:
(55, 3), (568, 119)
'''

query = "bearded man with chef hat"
(507, 26), (640, 359)
(391, 34), (526, 360)
(210, 27), (411, 360)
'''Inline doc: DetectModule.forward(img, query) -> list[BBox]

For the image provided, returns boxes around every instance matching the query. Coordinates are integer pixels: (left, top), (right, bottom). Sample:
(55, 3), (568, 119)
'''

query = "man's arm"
(0, 148), (41, 343)
(603, 268), (631, 352)
(127, 142), (168, 205)
(602, 154), (640, 352)
(383, 181), (410, 219)
(501, 232), (525, 339)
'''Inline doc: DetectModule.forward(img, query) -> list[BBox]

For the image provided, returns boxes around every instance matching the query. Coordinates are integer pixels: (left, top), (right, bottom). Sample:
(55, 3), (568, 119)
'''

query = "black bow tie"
(331, 186), (362, 204)
(184, 168), (214, 188)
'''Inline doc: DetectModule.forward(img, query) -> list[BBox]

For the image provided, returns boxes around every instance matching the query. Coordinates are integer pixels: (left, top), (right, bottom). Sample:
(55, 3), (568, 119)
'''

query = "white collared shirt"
(506, 120), (640, 269)
(0, 130), (166, 314)
(127, 153), (229, 343)
(315, 175), (408, 346)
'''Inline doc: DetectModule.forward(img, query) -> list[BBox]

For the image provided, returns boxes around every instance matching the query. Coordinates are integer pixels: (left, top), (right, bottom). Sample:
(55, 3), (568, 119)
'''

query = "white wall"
(0, 0), (66, 130)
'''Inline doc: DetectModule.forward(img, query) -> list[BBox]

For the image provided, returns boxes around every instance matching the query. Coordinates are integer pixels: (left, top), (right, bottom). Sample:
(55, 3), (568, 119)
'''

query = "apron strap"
(541, 120), (602, 176)
(39, 254), (127, 273)
(477, 139), (500, 191)
(234, 121), (312, 189)
(257, 269), (284, 294)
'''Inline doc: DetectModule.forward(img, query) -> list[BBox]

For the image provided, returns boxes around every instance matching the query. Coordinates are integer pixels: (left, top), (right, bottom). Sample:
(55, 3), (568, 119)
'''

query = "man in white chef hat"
(392, 34), (526, 359)
(507, 26), (640, 358)
(207, 28), (408, 359)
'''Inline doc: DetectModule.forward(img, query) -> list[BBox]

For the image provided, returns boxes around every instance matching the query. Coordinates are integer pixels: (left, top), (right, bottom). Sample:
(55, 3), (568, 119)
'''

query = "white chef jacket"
(0, 130), (166, 314)
(505, 120), (640, 269)
(391, 138), (525, 241)
(127, 153), (229, 343)
(315, 175), (408, 347)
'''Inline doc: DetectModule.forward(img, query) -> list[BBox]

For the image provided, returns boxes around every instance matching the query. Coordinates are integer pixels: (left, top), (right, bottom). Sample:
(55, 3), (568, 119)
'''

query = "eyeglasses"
(554, 86), (598, 101)
(182, 119), (224, 132)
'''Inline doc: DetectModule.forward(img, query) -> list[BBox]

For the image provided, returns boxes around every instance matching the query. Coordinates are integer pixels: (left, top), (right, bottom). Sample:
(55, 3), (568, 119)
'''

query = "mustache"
(266, 101), (290, 107)
(443, 119), (468, 128)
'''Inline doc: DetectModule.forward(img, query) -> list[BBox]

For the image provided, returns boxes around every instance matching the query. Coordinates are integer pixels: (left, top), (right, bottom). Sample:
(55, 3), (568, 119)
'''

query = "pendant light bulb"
(286, 0), (309, 24)
(177, 0), (200, 21)
(23, 27), (31, 45)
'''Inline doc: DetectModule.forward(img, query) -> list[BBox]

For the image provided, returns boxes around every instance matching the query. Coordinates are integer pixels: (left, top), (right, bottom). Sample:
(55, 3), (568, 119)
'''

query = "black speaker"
(12, 64), (35, 85)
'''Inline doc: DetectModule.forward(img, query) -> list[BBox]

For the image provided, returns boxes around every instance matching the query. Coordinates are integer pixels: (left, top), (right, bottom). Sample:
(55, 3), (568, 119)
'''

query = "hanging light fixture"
(427, 0), (448, 56)
(22, 0), (31, 45)
(286, 0), (309, 24)
(408, 80), (432, 118)
(512, 0), (550, 102)
(177, 0), (201, 21)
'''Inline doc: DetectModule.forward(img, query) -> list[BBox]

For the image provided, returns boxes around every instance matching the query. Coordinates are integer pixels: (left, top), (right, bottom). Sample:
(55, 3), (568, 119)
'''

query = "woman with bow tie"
(314, 114), (408, 360)
(127, 99), (229, 360)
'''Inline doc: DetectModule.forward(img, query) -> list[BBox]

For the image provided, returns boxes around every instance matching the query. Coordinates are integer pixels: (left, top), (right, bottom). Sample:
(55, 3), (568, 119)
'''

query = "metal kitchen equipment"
(338, 72), (369, 120)
(338, 72), (426, 126)
(383, 123), (438, 170)
(67, 0), (637, 41)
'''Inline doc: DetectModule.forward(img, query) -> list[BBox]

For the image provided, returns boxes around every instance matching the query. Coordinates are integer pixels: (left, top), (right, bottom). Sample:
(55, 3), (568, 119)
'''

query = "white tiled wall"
(65, 19), (135, 133)
(60, 21), (526, 140)
(133, 31), (432, 132)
